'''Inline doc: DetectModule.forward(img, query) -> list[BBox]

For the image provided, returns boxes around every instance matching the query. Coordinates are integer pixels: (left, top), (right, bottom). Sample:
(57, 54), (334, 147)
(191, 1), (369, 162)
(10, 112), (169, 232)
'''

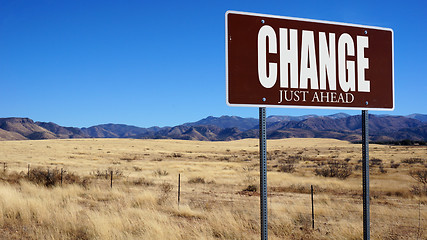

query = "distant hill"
(266, 113), (350, 123)
(0, 128), (27, 140)
(80, 124), (161, 138)
(0, 113), (426, 142)
(407, 113), (427, 122)
(264, 115), (425, 142)
(0, 118), (56, 140)
(36, 122), (89, 139)
(183, 116), (258, 131)
(266, 114), (318, 123)
(88, 124), (162, 138)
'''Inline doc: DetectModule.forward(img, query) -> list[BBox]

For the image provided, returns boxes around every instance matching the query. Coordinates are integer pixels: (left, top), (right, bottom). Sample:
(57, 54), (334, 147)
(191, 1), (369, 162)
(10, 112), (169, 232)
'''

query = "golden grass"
(0, 138), (426, 239)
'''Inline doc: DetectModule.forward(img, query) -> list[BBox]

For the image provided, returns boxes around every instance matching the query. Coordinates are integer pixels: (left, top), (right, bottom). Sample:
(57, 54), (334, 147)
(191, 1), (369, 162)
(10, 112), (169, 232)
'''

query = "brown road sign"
(226, 11), (394, 110)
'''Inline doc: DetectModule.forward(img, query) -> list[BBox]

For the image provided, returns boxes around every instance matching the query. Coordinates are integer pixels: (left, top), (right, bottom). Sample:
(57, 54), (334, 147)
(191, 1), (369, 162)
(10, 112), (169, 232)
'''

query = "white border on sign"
(225, 10), (394, 111)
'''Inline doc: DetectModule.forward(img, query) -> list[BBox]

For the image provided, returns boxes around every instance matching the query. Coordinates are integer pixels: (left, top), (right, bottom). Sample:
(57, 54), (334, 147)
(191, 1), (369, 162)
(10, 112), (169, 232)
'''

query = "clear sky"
(1, 0), (426, 128)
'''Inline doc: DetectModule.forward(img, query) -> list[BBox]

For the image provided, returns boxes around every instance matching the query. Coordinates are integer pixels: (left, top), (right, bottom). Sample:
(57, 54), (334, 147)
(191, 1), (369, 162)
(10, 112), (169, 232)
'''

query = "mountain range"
(0, 113), (426, 142)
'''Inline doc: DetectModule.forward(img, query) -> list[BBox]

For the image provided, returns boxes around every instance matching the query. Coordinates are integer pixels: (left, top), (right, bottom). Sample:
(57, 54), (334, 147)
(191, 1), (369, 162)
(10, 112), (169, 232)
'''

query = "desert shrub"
(108, 168), (123, 177)
(91, 169), (110, 179)
(76, 176), (92, 189)
(286, 155), (304, 163)
(402, 158), (424, 165)
(153, 169), (169, 177)
(157, 182), (173, 205)
(314, 160), (352, 179)
(91, 168), (122, 179)
(390, 163), (400, 168)
(409, 169), (427, 185)
(242, 166), (255, 172)
(62, 170), (81, 184)
(409, 169), (427, 196)
(410, 185), (427, 196)
(132, 177), (154, 186)
(273, 150), (281, 155)
(160, 182), (173, 193)
(28, 168), (80, 187)
(279, 164), (295, 173)
(188, 177), (205, 184)
(28, 168), (56, 186)
(120, 155), (141, 161)
(243, 184), (257, 192)
(379, 164), (387, 174)
(370, 158), (383, 166)
(270, 184), (309, 194)
(133, 166), (143, 171)
(0, 171), (26, 184)
(292, 213), (312, 230)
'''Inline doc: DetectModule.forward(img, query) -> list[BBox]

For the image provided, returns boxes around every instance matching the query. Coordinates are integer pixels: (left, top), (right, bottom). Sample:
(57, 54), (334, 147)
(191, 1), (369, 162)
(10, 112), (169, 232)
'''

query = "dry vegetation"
(0, 138), (426, 239)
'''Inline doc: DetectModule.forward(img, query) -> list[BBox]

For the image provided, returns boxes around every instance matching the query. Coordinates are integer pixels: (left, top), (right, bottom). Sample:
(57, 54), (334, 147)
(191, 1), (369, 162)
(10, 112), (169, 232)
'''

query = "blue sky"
(0, 0), (426, 127)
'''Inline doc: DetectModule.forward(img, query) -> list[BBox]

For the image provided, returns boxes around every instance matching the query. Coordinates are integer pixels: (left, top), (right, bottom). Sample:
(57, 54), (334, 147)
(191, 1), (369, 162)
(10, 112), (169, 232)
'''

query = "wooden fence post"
(311, 185), (315, 229)
(178, 173), (181, 207)
(110, 171), (113, 188)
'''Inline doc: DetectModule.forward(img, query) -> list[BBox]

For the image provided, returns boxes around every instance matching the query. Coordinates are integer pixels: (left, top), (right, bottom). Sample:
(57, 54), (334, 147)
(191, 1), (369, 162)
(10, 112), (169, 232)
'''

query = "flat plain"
(0, 138), (426, 239)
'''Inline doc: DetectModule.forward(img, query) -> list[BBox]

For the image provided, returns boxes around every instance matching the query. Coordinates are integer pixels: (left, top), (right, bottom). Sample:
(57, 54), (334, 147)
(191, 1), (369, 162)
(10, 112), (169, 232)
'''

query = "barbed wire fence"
(0, 161), (425, 238)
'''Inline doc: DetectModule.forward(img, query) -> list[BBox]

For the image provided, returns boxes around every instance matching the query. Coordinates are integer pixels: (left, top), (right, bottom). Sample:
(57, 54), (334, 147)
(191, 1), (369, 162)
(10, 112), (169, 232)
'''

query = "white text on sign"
(257, 26), (370, 99)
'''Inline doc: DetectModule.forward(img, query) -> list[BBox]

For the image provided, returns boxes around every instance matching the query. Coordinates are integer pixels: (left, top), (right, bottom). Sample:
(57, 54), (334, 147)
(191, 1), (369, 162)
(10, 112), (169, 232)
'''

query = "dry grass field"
(0, 138), (426, 239)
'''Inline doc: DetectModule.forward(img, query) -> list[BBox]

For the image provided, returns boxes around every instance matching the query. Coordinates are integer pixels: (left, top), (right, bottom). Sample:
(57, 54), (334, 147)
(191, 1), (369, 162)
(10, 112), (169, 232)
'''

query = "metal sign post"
(362, 110), (370, 240)
(259, 107), (268, 240)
